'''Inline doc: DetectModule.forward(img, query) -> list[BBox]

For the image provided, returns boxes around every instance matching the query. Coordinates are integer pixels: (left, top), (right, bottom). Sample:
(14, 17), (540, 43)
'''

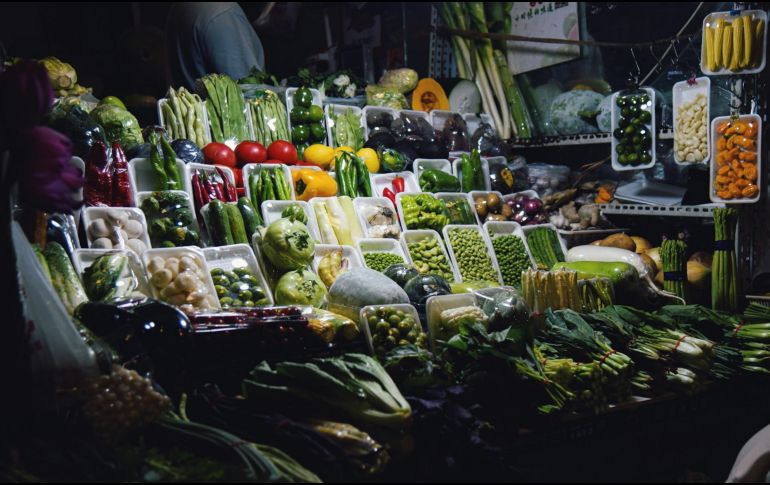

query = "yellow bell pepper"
(292, 169), (338, 201)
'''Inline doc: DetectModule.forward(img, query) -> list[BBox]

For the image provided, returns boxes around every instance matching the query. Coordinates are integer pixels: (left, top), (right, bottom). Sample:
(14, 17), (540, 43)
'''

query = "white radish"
(566, 245), (648, 277)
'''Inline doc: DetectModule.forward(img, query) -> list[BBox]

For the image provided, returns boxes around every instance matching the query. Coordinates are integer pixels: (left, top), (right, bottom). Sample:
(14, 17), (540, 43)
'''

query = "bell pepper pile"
(459, 149), (485, 192)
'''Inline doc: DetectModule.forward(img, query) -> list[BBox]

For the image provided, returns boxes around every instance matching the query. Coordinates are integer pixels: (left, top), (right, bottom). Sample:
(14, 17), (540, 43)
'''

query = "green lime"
(308, 105), (324, 123)
(639, 111), (651, 123)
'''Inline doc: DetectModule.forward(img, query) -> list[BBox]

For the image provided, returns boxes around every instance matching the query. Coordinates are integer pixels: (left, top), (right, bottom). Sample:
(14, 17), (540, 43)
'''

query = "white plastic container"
(468, 190), (505, 224)
(136, 190), (201, 248)
(73, 248), (152, 298)
(452, 157), (491, 191)
(371, 171), (420, 198)
(484, 220), (537, 269)
(435, 192), (480, 225)
(412, 158), (453, 181)
(260, 200), (320, 241)
(309, 196), (365, 245)
(353, 197), (401, 239)
(701, 10), (768, 76)
(128, 158), (191, 200)
(311, 244), (365, 280)
(356, 238), (407, 270)
(242, 163), (296, 202)
(285, 87), (325, 143)
(425, 293), (476, 352)
(521, 223), (570, 265)
(673, 77), (711, 165)
(462, 113), (495, 136)
(400, 229), (460, 282)
(82, 206), (151, 254)
(70, 156), (85, 227)
(325, 104), (365, 149)
(358, 303), (423, 356)
(142, 246), (221, 310)
(157, 96), (212, 145)
(186, 162), (236, 213)
(709, 114), (762, 204)
(363, 106), (399, 139)
(399, 109), (431, 126)
(202, 243), (274, 305)
(442, 224), (503, 285)
(610, 88), (656, 172)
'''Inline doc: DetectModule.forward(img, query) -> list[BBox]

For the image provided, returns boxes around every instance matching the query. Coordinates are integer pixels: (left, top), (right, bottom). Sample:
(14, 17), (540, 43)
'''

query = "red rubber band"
(734, 323), (744, 335)
(673, 335), (688, 351)
(599, 350), (617, 365)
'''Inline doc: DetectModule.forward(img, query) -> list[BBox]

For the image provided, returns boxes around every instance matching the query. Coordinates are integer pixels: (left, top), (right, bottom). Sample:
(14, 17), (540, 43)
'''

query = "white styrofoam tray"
(442, 224), (503, 285)
(311, 244), (365, 281)
(136, 190), (201, 248)
(358, 303), (422, 356)
(452, 157), (492, 191)
(521, 223), (569, 266)
(308, 196), (365, 245)
(701, 10), (768, 76)
(435, 192), (480, 225)
(356, 237), (408, 264)
(395, 191), (444, 232)
(462, 113), (495, 136)
(412, 158), (454, 182)
(362, 106), (399, 139)
(484, 220), (537, 269)
(425, 293), (477, 352)
(73, 248), (152, 298)
(372, 171), (420, 198)
(614, 180), (687, 206)
(242, 163), (296, 202)
(157, 96), (212, 145)
(325, 104), (365, 149)
(672, 77), (710, 165)
(400, 229), (460, 282)
(260, 200), (320, 241)
(353, 197), (401, 239)
(142, 246), (221, 310)
(468, 190), (506, 223)
(82, 206), (151, 253)
(129, 158), (191, 200)
(710, 114), (762, 204)
(202, 243), (273, 305)
(285, 87), (326, 144)
(610, 88), (656, 172)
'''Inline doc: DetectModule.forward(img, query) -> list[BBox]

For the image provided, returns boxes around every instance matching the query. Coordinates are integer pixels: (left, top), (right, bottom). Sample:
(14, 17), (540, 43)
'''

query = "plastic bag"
(472, 287), (531, 332)
(90, 103), (144, 153)
(15, 221), (99, 395)
(365, 85), (408, 109)
(527, 163), (572, 196)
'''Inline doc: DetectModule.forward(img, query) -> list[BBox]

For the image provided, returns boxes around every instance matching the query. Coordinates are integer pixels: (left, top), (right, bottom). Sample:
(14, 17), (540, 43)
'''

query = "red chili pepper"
(191, 172), (205, 225)
(216, 167), (237, 202)
(382, 187), (397, 207)
(110, 142), (134, 207)
(197, 171), (211, 206)
(84, 141), (112, 207)
(392, 176), (405, 194)
(201, 171), (218, 202)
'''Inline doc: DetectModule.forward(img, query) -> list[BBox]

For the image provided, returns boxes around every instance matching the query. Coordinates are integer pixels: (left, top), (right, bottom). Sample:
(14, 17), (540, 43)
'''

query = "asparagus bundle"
(712, 207), (739, 312)
(661, 239), (688, 302)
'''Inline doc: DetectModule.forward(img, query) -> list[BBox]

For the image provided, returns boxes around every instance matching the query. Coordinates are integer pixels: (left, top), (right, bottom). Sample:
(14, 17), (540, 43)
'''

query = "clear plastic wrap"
(143, 247), (220, 313)
(83, 207), (150, 255)
(75, 249), (151, 300)
(139, 190), (202, 248)
(527, 163), (572, 196)
(360, 304), (427, 357)
(472, 286), (531, 332)
(203, 244), (274, 309)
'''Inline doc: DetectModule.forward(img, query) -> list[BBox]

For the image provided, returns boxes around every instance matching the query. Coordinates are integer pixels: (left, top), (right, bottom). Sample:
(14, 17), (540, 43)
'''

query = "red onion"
(523, 198), (542, 215)
(513, 210), (529, 224)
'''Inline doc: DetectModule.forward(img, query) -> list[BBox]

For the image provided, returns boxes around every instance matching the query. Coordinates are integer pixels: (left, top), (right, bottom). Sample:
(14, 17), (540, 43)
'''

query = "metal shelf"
(511, 128), (673, 148)
(599, 202), (723, 217)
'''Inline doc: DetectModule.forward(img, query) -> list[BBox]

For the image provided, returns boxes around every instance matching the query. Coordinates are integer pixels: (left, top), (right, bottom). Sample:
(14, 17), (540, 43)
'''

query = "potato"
(151, 269), (174, 288)
(179, 256), (198, 272)
(165, 258), (180, 278)
(599, 233), (636, 252)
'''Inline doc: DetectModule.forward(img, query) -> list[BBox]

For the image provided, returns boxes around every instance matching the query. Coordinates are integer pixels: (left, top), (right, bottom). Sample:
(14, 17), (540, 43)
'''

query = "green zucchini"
(225, 203), (249, 245)
(238, 197), (262, 240)
(207, 199), (234, 246)
(44, 241), (88, 314)
(32, 244), (51, 282)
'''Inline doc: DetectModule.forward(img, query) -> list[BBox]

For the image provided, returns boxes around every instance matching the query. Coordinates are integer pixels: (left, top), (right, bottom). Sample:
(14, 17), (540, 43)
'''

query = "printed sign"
(507, 2), (581, 74)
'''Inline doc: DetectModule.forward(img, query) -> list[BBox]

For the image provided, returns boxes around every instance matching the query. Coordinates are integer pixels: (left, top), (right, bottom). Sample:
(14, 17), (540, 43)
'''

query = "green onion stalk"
(661, 239), (688, 302)
(712, 207), (739, 312)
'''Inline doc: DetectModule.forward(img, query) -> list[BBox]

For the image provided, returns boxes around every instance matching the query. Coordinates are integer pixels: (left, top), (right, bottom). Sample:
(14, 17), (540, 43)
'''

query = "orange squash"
(412, 78), (449, 112)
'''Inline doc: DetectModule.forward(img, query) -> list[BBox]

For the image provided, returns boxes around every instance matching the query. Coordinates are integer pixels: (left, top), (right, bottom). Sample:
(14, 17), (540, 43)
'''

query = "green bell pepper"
(419, 169), (461, 193)
(293, 87), (313, 108)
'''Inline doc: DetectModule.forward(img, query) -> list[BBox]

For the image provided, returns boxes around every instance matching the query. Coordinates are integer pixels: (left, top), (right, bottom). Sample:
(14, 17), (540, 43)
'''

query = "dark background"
(0, 2), (712, 100)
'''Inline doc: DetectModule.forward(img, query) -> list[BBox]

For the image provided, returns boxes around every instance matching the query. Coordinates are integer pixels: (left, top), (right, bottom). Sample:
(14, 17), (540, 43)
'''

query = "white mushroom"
(147, 256), (166, 274)
(89, 219), (112, 239)
(151, 268), (173, 288)
(126, 238), (147, 254)
(92, 237), (113, 249)
(165, 258), (180, 278)
(179, 256), (198, 272)
(123, 219), (143, 239)
(106, 209), (129, 227)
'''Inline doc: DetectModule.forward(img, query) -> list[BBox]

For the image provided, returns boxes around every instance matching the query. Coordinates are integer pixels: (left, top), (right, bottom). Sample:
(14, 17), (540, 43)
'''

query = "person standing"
(166, 2), (265, 89)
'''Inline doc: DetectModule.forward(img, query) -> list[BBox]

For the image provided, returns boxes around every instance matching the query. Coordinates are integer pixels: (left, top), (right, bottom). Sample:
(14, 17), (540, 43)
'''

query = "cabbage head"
(274, 269), (328, 307)
(90, 103), (144, 151)
(262, 218), (315, 271)
(378, 68), (419, 93)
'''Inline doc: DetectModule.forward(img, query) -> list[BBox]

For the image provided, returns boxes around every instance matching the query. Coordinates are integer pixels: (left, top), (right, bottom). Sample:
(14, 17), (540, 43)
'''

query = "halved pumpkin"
(412, 78), (449, 112)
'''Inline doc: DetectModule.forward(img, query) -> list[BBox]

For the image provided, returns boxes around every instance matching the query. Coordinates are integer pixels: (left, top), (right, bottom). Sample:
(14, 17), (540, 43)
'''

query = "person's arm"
(199, 6), (266, 79)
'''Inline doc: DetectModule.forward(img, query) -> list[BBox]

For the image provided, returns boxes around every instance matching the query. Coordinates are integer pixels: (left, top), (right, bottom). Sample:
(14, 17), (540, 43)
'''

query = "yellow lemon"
(356, 148), (380, 173)
(303, 144), (335, 169)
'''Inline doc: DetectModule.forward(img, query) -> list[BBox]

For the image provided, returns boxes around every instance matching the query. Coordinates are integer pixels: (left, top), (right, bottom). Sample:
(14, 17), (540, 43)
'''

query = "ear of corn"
(742, 15), (753, 68)
(730, 19), (742, 71)
(705, 26), (716, 71)
(723, 24), (733, 69)
(714, 19), (725, 68)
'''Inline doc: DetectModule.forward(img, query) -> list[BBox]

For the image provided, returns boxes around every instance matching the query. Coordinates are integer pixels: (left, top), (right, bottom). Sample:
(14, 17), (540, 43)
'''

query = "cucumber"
(225, 203), (249, 245)
(207, 199), (234, 246)
(44, 241), (88, 315)
(32, 244), (51, 282)
(238, 197), (262, 240)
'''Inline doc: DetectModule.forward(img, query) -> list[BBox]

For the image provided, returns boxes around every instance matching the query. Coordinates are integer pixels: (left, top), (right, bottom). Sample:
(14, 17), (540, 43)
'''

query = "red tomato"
(267, 140), (297, 164)
(231, 167), (244, 187)
(235, 141), (267, 167)
(203, 143), (237, 168)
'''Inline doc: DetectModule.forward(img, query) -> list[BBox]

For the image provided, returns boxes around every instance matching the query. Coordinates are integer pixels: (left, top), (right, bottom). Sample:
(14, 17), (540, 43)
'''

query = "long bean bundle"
(661, 239), (688, 302)
(712, 208), (739, 312)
